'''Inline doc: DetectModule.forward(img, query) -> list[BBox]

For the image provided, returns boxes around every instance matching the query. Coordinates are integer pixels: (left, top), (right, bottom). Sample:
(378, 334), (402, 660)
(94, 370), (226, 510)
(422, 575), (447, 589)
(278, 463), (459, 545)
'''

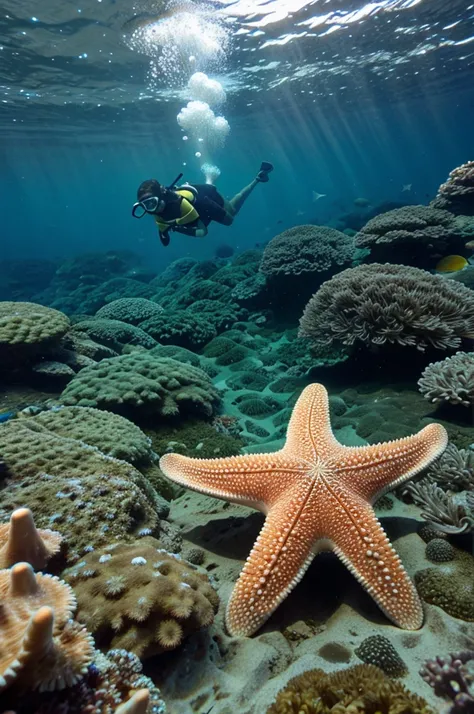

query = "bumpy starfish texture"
(160, 384), (448, 637)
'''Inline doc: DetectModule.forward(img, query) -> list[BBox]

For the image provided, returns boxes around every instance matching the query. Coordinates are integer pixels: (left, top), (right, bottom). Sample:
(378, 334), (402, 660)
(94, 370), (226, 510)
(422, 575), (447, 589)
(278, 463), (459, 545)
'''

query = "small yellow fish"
(435, 255), (469, 273)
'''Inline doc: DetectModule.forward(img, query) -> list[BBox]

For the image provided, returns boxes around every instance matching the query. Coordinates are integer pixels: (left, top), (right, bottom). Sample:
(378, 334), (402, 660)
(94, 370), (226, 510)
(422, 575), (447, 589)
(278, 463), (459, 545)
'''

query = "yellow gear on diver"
(154, 188), (200, 232)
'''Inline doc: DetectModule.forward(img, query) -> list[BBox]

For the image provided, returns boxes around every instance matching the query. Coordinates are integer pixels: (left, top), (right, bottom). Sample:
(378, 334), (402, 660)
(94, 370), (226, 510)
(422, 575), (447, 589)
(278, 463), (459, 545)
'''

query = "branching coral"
(403, 479), (472, 534)
(299, 263), (474, 353)
(431, 160), (474, 215)
(424, 443), (474, 492)
(0, 508), (62, 570)
(60, 353), (220, 418)
(266, 663), (433, 713)
(418, 352), (474, 407)
(420, 650), (474, 714)
(355, 205), (472, 266)
(0, 562), (94, 693)
(64, 538), (219, 658)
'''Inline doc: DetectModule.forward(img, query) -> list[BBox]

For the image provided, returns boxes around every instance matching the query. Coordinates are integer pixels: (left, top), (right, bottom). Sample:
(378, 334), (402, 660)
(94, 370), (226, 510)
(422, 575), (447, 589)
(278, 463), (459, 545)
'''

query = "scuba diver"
(132, 161), (274, 246)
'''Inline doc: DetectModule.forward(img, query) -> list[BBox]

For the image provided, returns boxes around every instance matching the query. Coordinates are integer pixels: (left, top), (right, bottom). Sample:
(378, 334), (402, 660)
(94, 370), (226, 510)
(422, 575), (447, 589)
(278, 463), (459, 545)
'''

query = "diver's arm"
(175, 220), (208, 238)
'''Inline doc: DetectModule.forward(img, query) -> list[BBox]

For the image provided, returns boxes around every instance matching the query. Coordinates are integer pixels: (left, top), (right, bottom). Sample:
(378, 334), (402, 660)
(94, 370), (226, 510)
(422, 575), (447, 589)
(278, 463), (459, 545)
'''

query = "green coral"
(139, 311), (216, 349)
(235, 393), (282, 418)
(95, 298), (163, 325)
(146, 419), (244, 458)
(60, 353), (220, 419)
(227, 371), (269, 391)
(72, 319), (156, 351)
(25, 405), (153, 464)
(186, 299), (245, 332)
(0, 301), (70, 365)
(215, 345), (251, 366)
(202, 336), (238, 358)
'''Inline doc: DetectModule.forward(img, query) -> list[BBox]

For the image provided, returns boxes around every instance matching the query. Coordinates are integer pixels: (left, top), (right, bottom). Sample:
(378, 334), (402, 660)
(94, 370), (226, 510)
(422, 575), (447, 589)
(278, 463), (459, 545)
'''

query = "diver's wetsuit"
(157, 184), (228, 245)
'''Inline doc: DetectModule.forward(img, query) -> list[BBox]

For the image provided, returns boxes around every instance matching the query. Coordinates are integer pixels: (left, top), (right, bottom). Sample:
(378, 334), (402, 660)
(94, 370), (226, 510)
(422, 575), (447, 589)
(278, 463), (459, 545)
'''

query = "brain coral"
(186, 299), (246, 332)
(299, 263), (474, 353)
(431, 160), (474, 215)
(95, 298), (164, 325)
(355, 205), (472, 266)
(266, 664), (430, 714)
(64, 538), (219, 658)
(60, 353), (220, 418)
(26, 406), (153, 464)
(72, 319), (156, 352)
(425, 538), (455, 563)
(139, 311), (216, 349)
(0, 562), (94, 693)
(0, 302), (70, 365)
(261, 225), (355, 280)
(415, 549), (474, 621)
(418, 352), (474, 407)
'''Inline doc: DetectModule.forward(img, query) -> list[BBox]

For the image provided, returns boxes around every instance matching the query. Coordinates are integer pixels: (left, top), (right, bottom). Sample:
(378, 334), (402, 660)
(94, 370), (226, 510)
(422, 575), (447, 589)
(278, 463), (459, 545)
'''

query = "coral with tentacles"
(299, 263), (474, 353)
(0, 508), (62, 570)
(64, 538), (219, 659)
(418, 352), (474, 407)
(0, 562), (94, 693)
(266, 663), (433, 713)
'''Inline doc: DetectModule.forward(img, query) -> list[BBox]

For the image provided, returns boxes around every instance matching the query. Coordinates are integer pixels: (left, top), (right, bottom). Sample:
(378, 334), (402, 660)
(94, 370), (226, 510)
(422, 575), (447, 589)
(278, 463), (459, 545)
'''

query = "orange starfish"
(160, 384), (448, 637)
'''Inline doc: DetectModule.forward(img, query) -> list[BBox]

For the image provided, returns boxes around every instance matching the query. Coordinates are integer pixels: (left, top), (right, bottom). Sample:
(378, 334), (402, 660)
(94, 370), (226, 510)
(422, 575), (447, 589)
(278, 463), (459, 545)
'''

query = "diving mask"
(132, 195), (164, 218)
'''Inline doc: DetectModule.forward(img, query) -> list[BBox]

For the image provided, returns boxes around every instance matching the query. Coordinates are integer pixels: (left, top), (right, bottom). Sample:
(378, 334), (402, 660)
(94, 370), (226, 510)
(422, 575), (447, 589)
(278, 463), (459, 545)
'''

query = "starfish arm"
(225, 484), (319, 637)
(337, 423), (448, 502)
(159, 452), (299, 510)
(325, 491), (423, 629)
(283, 383), (339, 461)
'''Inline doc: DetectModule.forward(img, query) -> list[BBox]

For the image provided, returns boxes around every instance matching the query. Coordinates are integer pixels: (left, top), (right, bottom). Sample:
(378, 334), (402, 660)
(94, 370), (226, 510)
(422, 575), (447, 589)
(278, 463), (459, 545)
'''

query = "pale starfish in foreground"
(160, 384), (448, 637)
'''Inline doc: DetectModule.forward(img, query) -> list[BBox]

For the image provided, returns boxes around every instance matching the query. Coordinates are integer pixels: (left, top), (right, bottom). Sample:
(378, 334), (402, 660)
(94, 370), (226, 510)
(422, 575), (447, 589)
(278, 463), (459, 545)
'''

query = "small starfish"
(312, 190), (327, 201)
(160, 384), (447, 637)
(402, 183), (412, 192)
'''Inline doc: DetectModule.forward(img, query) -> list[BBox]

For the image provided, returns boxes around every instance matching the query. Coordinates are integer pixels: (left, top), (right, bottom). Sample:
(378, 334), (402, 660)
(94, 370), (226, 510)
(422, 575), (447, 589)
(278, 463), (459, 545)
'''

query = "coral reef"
(420, 650), (474, 713)
(139, 310), (216, 349)
(72, 319), (156, 352)
(431, 160), (474, 215)
(403, 479), (472, 534)
(425, 538), (455, 563)
(425, 443), (474, 492)
(0, 301), (70, 368)
(299, 263), (474, 353)
(60, 353), (220, 418)
(26, 405), (153, 464)
(0, 508), (62, 569)
(0, 562), (94, 693)
(354, 634), (407, 677)
(261, 225), (355, 280)
(266, 664), (432, 713)
(64, 538), (219, 658)
(418, 352), (474, 407)
(415, 550), (474, 621)
(95, 298), (164, 325)
(355, 205), (473, 266)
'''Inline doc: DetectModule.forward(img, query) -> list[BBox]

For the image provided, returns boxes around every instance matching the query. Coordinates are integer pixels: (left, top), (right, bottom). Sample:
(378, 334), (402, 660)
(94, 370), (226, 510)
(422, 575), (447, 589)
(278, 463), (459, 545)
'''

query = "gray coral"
(425, 443), (474, 492)
(355, 635), (407, 677)
(260, 225), (355, 279)
(355, 205), (473, 265)
(403, 479), (473, 534)
(299, 263), (474, 353)
(431, 160), (474, 215)
(418, 352), (474, 407)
